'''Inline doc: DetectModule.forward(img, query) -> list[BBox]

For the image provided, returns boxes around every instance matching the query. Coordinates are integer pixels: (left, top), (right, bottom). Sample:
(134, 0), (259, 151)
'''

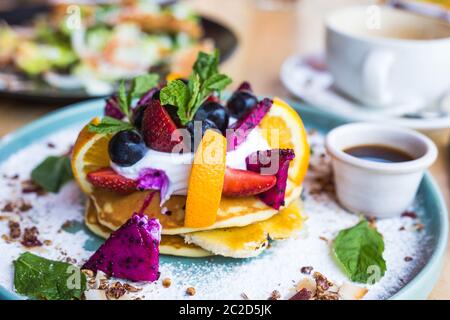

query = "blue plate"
(0, 99), (447, 300)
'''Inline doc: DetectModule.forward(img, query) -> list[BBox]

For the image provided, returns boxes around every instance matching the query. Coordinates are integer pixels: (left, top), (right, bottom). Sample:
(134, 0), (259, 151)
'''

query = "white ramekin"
(325, 123), (438, 218)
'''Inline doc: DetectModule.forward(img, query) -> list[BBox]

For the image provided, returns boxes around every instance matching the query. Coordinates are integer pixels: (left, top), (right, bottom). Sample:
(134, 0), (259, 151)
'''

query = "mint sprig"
(14, 252), (86, 300)
(31, 155), (73, 193)
(332, 220), (386, 284)
(88, 116), (134, 134)
(89, 73), (159, 134)
(160, 50), (232, 125)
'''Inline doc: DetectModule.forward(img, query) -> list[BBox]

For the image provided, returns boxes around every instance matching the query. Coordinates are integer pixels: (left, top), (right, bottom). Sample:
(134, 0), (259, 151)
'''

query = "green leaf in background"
(31, 155), (73, 193)
(332, 220), (386, 284)
(88, 116), (134, 134)
(130, 73), (160, 99)
(14, 252), (86, 300)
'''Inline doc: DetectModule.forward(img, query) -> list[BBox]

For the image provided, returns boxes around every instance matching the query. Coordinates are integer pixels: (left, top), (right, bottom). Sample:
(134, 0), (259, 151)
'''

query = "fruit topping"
(141, 99), (183, 152)
(164, 104), (183, 127)
(237, 81), (253, 92)
(131, 104), (148, 131)
(186, 119), (220, 152)
(205, 94), (220, 104)
(226, 87), (258, 119)
(246, 149), (295, 209)
(132, 87), (159, 130)
(159, 50), (232, 127)
(108, 130), (146, 167)
(136, 87), (159, 107)
(228, 98), (273, 151)
(82, 213), (161, 282)
(104, 95), (125, 120)
(137, 168), (170, 204)
(185, 130), (226, 228)
(222, 167), (276, 197)
(87, 167), (137, 193)
(194, 101), (229, 134)
(259, 97), (310, 185)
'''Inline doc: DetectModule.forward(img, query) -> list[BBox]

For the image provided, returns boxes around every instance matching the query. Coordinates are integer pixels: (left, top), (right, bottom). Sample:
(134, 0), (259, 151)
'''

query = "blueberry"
(109, 130), (146, 166)
(186, 118), (219, 152)
(226, 91), (258, 119)
(132, 104), (148, 131)
(163, 104), (183, 127)
(132, 90), (163, 130)
(194, 102), (229, 134)
(152, 89), (161, 101)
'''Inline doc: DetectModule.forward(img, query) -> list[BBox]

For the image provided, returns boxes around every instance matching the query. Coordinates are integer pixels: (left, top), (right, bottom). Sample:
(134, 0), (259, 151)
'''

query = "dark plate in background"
(0, 5), (238, 103)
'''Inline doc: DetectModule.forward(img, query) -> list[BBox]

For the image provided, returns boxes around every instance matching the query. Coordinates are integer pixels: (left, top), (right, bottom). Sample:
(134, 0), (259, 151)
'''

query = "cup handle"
(362, 50), (395, 107)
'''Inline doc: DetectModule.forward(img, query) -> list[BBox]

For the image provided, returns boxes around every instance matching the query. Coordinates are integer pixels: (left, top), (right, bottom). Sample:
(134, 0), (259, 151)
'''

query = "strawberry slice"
(87, 167), (137, 193)
(222, 167), (277, 197)
(141, 99), (183, 152)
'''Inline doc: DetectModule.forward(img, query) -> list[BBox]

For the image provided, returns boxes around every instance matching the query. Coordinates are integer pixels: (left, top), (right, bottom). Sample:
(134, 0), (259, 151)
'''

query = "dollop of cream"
(111, 127), (270, 200)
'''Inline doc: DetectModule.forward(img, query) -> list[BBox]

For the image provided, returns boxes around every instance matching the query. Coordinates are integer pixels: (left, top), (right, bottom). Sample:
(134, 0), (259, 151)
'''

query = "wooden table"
(0, 0), (449, 299)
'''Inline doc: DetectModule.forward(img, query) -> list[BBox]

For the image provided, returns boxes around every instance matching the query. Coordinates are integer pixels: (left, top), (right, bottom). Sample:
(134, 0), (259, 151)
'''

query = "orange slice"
(71, 118), (111, 194)
(185, 129), (227, 228)
(259, 97), (310, 185)
(166, 72), (185, 82)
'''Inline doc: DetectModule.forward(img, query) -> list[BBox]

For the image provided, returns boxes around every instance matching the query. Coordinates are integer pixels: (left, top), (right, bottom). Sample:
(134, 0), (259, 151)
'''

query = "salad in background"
(0, 0), (213, 95)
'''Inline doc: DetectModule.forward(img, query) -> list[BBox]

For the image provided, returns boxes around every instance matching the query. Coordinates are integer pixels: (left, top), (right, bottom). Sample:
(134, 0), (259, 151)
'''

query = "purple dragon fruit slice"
(246, 149), (295, 210)
(136, 168), (170, 205)
(227, 98), (272, 151)
(237, 81), (253, 92)
(104, 95), (125, 120)
(83, 214), (161, 282)
(136, 87), (159, 107)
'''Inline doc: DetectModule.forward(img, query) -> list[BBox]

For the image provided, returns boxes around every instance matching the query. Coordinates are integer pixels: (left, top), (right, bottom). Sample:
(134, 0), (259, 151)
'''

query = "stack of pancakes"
(85, 180), (304, 258)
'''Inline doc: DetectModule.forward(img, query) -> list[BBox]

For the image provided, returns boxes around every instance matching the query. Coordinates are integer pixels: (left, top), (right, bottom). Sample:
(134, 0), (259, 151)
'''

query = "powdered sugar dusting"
(0, 128), (432, 300)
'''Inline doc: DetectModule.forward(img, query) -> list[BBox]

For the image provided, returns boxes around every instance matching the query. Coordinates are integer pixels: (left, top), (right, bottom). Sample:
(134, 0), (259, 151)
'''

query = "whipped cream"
(112, 127), (270, 200)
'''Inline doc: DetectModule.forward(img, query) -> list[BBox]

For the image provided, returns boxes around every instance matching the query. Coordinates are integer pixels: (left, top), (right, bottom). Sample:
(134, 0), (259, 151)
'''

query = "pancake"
(183, 200), (304, 258)
(84, 200), (212, 258)
(92, 179), (303, 235)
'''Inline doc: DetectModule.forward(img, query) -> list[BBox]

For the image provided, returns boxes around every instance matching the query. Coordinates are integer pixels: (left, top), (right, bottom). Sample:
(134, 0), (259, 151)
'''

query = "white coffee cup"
(325, 5), (450, 109)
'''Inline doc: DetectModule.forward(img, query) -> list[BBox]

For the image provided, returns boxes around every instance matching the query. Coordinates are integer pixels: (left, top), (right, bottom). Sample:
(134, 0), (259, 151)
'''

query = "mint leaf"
(115, 74), (160, 121)
(332, 220), (386, 284)
(187, 73), (201, 119)
(159, 51), (231, 125)
(14, 252), (86, 300)
(88, 116), (134, 134)
(203, 73), (232, 92)
(117, 81), (129, 117)
(160, 79), (190, 124)
(193, 49), (219, 82)
(31, 155), (73, 193)
(130, 73), (159, 100)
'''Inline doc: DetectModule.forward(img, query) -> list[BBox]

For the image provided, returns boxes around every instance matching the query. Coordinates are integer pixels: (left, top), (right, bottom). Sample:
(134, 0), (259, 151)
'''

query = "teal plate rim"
(0, 98), (448, 300)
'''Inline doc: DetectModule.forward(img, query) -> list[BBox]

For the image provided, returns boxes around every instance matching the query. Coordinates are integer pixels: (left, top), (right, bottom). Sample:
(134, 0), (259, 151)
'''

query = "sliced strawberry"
(87, 167), (137, 193)
(222, 167), (277, 197)
(141, 99), (183, 152)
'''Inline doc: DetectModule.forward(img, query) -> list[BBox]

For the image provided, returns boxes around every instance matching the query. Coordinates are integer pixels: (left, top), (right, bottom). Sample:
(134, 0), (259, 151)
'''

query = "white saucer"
(280, 54), (450, 131)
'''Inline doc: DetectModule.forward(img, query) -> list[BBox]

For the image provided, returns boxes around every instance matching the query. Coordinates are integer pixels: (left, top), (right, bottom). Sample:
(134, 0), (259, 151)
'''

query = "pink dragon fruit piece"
(137, 168), (170, 205)
(104, 95), (125, 120)
(83, 213), (161, 282)
(136, 87), (159, 107)
(237, 81), (253, 92)
(227, 98), (272, 151)
(246, 149), (295, 210)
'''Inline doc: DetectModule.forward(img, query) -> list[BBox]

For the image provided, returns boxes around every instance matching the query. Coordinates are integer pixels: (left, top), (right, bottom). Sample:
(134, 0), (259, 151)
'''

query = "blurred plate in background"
(0, 4), (238, 103)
